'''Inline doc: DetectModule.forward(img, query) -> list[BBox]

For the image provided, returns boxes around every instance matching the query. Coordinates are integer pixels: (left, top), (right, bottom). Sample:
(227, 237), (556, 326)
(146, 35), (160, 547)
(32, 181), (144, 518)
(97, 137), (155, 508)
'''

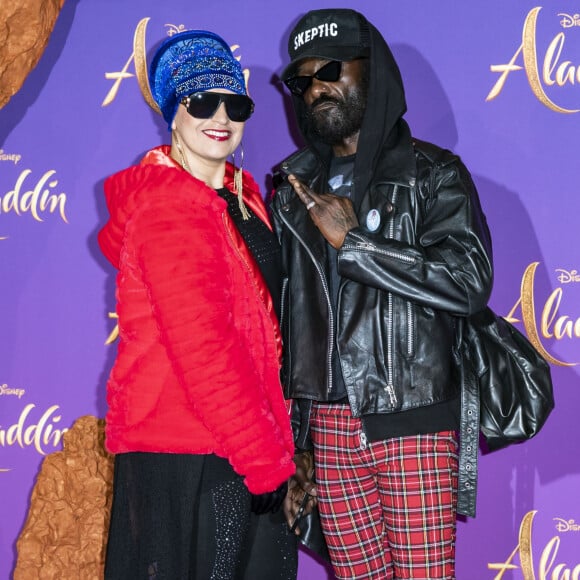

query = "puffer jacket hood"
(99, 146), (265, 270)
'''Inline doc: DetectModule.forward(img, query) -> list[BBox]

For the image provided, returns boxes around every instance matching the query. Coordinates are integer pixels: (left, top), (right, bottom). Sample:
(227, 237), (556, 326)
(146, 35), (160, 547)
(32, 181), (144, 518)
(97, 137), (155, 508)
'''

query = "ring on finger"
(306, 200), (316, 211)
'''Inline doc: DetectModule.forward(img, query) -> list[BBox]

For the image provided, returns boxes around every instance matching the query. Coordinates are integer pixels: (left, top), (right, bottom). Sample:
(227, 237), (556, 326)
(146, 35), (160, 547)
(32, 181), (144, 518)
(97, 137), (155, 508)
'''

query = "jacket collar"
(280, 133), (417, 201)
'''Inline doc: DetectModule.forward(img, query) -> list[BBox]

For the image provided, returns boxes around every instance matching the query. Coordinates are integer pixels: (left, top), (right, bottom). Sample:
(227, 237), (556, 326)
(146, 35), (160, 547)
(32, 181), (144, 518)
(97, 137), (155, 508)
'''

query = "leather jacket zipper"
(280, 277), (288, 335)
(341, 242), (415, 264)
(386, 290), (397, 406)
(407, 301), (415, 357)
(276, 206), (335, 396)
(384, 186), (397, 405)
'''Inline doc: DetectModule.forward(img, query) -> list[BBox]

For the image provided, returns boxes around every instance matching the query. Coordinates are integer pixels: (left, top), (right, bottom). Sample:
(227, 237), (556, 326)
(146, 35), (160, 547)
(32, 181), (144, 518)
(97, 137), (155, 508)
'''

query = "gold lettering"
(539, 287), (580, 348)
(102, 53), (136, 107)
(0, 169), (68, 224)
(520, 510), (536, 580)
(489, 511), (580, 578)
(0, 404), (67, 456)
(544, 33), (580, 88)
(487, 7), (580, 113)
(487, 45), (524, 101)
(488, 544), (521, 578)
(489, 510), (536, 579)
(539, 536), (560, 578)
(554, 314), (580, 339)
(105, 312), (119, 345)
(538, 535), (580, 579)
(522, 7), (579, 113)
(542, 289), (561, 338)
(505, 295), (523, 324)
(519, 262), (577, 366)
(556, 60), (577, 86)
(105, 17), (162, 112)
(543, 34), (564, 86)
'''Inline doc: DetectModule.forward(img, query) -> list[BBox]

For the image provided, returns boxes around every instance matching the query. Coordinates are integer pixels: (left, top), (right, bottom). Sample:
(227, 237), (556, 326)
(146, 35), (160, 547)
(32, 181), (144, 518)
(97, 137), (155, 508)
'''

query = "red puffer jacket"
(98, 146), (295, 494)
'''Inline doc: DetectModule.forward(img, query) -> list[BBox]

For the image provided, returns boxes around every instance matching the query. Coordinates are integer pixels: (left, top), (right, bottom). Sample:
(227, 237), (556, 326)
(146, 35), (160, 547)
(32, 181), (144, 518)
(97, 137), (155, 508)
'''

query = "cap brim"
(281, 46), (369, 80)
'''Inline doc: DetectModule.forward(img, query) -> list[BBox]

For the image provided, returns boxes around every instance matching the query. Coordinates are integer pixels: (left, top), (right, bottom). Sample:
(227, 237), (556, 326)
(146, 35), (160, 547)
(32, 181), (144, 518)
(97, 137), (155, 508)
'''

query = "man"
(271, 8), (493, 579)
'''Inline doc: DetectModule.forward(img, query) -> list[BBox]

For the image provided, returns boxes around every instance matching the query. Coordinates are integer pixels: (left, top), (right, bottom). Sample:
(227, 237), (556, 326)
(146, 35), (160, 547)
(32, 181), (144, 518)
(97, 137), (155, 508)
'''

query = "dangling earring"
(173, 130), (191, 174)
(232, 144), (250, 220)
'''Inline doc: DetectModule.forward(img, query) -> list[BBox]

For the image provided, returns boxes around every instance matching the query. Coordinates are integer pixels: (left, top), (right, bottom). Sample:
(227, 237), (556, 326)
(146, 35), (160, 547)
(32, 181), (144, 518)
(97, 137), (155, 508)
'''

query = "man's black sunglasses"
(181, 92), (255, 122)
(284, 60), (342, 97)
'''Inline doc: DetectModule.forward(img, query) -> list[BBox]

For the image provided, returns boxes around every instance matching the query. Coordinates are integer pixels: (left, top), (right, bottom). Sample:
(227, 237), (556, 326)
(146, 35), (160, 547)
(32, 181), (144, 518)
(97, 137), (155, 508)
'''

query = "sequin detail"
(150, 30), (247, 128)
(210, 479), (249, 579)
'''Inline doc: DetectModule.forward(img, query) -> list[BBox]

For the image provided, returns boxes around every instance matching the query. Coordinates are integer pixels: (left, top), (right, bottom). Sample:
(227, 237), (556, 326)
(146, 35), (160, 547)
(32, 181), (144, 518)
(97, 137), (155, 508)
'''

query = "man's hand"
(283, 450), (317, 535)
(288, 174), (359, 249)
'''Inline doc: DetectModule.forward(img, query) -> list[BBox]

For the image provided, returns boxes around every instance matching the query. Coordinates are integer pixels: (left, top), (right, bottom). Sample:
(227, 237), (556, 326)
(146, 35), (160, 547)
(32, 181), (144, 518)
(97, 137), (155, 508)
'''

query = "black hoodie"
(288, 19), (415, 209)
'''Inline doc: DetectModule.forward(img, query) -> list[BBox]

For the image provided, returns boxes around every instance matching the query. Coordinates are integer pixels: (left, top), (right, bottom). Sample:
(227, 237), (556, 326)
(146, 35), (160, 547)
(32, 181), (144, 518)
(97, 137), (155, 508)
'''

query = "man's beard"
(305, 85), (367, 145)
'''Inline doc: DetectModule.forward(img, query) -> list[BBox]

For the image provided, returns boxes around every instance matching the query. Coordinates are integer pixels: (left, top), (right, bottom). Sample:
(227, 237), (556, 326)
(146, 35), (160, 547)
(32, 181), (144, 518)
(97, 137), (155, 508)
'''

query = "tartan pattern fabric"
(310, 403), (458, 579)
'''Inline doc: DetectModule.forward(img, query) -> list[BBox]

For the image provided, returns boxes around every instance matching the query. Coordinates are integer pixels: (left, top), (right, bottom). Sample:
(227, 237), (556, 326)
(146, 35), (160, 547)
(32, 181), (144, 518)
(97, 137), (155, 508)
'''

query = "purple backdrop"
(1, 1), (579, 577)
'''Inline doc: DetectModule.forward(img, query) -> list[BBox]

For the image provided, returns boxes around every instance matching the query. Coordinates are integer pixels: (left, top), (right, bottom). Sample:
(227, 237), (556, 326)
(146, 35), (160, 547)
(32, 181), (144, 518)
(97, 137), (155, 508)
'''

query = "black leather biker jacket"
(273, 141), (492, 416)
(272, 138), (493, 518)
(273, 138), (493, 416)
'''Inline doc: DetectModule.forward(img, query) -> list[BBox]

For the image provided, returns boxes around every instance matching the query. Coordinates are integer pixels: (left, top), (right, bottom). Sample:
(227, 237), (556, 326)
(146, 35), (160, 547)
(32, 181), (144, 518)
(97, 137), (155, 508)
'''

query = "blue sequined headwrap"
(149, 30), (247, 129)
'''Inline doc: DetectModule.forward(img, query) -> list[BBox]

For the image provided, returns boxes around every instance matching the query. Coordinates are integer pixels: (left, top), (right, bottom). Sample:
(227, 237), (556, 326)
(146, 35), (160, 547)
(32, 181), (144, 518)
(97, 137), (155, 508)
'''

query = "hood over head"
(284, 9), (414, 205)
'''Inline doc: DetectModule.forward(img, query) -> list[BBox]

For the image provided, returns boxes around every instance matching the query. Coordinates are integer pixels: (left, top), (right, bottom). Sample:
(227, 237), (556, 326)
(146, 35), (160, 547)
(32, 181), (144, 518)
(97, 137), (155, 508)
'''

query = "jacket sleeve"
(338, 159), (493, 316)
(123, 169), (294, 493)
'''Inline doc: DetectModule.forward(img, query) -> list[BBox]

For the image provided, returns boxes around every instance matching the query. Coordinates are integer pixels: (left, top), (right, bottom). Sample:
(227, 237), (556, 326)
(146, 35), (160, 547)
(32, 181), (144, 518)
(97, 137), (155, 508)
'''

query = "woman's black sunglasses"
(284, 60), (342, 97)
(181, 92), (255, 122)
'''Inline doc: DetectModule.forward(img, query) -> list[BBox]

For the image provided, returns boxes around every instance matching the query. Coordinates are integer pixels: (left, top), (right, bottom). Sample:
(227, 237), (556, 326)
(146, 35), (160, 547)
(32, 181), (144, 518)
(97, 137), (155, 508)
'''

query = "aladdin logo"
(0, 404), (67, 469)
(489, 511), (580, 578)
(487, 7), (580, 113)
(505, 262), (579, 367)
(0, 168), (68, 240)
(293, 23), (339, 51)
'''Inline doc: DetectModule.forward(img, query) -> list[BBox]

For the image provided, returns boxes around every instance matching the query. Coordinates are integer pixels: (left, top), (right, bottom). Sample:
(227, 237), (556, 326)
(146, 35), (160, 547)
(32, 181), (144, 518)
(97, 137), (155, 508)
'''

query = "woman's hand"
(251, 480), (288, 515)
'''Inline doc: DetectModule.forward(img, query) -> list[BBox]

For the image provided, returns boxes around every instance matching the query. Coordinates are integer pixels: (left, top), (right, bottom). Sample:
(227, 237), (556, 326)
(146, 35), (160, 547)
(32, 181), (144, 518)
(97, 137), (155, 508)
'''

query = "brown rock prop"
(0, 0), (66, 109)
(14, 415), (114, 579)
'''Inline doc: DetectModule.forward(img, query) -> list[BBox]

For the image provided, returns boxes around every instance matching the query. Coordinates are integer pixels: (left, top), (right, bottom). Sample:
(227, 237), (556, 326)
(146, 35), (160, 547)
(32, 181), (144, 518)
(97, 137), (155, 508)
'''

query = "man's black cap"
(282, 9), (370, 80)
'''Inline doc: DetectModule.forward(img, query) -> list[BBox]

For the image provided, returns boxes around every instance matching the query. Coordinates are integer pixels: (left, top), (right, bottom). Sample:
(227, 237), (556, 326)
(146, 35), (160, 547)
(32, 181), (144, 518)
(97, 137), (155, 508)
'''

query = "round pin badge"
(366, 209), (381, 232)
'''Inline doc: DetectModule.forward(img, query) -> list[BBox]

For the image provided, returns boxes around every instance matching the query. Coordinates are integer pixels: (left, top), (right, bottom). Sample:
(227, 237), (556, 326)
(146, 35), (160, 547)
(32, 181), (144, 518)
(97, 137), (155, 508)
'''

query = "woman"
(98, 29), (296, 579)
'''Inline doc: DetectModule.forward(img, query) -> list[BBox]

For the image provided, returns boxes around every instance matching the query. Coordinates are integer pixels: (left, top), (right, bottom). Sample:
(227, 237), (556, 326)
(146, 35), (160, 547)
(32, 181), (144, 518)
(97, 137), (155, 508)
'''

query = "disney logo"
(166, 24), (186, 36)
(0, 150), (22, 165)
(556, 269), (580, 284)
(554, 518), (580, 532)
(558, 13), (580, 29)
(0, 383), (26, 399)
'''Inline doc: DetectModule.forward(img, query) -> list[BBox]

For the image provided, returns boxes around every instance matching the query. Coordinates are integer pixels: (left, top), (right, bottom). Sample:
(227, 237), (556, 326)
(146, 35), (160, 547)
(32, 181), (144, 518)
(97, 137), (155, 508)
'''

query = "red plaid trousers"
(310, 403), (458, 579)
